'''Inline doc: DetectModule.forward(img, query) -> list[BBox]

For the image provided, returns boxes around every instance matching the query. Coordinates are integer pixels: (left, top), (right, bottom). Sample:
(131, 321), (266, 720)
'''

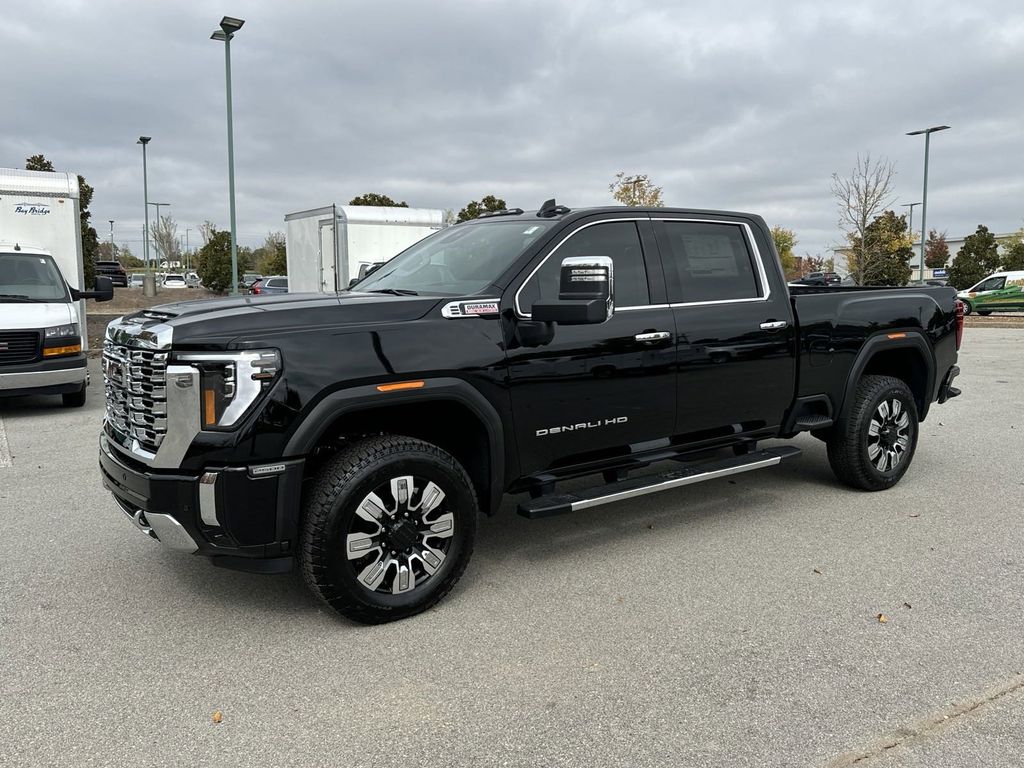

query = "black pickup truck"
(99, 201), (963, 623)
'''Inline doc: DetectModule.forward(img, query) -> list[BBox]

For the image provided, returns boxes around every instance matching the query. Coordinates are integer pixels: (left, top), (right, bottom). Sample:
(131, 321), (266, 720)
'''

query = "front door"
(652, 218), (796, 440)
(506, 218), (677, 475)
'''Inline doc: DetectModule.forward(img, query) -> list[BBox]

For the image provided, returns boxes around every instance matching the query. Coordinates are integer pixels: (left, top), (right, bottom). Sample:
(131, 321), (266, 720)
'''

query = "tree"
(609, 172), (663, 206)
(119, 245), (144, 268)
(198, 220), (217, 246)
(999, 230), (1024, 271)
(457, 195), (506, 222)
(151, 214), (181, 267)
(830, 154), (897, 285)
(770, 226), (798, 278)
(26, 154), (98, 286)
(947, 225), (1001, 290)
(923, 229), (950, 269)
(846, 210), (914, 286)
(196, 229), (241, 293)
(256, 231), (287, 275)
(349, 193), (408, 207)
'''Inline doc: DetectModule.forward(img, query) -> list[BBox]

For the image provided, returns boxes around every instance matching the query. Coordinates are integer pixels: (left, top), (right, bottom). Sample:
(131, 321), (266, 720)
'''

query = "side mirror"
(348, 278), (360, 288)
(72, 275), (114, 302)
(530, 256), (613, 325)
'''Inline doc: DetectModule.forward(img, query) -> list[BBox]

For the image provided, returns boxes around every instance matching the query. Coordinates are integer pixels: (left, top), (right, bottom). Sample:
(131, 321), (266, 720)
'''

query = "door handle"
(635, 331), (672, 343)
(759, 320), (788, 331)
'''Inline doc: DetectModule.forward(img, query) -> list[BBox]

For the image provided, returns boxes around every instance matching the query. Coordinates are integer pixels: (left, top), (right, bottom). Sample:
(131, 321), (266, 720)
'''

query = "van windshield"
(353, 220), (554, 296)
(0, 252), (69, 302)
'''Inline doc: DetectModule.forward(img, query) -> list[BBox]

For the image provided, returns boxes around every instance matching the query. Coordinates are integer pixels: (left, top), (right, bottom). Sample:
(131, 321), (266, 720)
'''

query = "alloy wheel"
(867, 398), (911, 472)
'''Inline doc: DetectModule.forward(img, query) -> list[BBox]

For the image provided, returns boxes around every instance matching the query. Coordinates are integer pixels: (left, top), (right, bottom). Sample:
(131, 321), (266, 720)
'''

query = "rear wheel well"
(305, 401), (492, 515)
(860, 348), (928, 416)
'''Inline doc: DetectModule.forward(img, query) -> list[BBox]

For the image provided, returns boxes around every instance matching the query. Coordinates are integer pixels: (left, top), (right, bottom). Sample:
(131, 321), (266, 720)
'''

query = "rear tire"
(961, 301), (973, 316)
(978, 310), (992, 316)
(826, 375), (918, 491)
(300, 435), (478, 624)
(62, 385), (86, 408)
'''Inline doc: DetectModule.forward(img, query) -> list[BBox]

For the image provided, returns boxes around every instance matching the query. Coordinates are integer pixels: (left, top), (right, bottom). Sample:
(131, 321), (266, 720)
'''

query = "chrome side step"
(517, 445), (802, 519)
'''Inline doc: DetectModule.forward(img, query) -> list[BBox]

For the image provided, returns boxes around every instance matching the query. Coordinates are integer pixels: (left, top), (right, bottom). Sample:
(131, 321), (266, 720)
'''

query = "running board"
(517, 445), (802, 519)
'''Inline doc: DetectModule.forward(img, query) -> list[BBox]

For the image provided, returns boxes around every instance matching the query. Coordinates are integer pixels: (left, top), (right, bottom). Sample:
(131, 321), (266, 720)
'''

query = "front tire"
(961, 301), (973, 316)
(826, 375), (919, 491)
(300, 435), (478, 624)
(62, 384), (86, 408)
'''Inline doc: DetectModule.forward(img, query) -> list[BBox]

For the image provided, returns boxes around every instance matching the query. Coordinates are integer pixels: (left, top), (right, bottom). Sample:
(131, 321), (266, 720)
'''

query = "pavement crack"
(829, 674), (1024, 766)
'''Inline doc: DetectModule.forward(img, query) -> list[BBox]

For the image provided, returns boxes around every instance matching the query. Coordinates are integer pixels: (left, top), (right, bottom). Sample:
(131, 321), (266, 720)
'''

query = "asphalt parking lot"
(1, 328), (1022, 767)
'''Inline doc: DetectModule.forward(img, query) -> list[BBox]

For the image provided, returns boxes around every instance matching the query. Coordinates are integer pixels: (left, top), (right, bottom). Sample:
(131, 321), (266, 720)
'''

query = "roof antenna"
(537, 198), (571, 217)
(13, 243), (20, 251)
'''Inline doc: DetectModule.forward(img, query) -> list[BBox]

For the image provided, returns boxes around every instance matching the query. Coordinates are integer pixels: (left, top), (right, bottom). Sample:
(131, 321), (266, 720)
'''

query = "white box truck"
(0, 167), (112, 407)
(284, 205), (444, 293)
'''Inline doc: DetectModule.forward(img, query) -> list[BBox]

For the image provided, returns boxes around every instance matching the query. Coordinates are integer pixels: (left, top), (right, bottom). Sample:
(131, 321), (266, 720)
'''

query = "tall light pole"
(138, 137), (151, 271)
(906, 125), (950, 283)
(185, 228), (192, 270)
(108, 220), (115, 263)
(148, 201), (171, 267)
(211, 16), (245, 295)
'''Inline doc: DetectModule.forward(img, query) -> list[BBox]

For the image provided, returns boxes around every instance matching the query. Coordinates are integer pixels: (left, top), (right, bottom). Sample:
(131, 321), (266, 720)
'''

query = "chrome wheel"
(867, 398), (911, 472)
(345, 475), (455, 595)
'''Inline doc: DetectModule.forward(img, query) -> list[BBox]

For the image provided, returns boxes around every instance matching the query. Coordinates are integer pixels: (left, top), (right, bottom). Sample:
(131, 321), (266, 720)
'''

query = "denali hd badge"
(536, 417), (627, 436)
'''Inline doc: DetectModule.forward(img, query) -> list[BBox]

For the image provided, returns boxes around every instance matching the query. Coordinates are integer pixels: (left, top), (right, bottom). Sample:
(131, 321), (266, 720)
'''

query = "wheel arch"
(285, 378), (505, 515)
(838, 333), (935, 424)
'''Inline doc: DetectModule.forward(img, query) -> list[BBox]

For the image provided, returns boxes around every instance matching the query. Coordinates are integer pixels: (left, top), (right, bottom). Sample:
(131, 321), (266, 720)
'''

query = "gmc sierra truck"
(99, 201), (964, 624)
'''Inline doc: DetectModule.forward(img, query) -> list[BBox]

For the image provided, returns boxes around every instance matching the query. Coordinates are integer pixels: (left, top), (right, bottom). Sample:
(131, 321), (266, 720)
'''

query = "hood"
(0, 300), (75, 331)
(127, 290), (444, 347)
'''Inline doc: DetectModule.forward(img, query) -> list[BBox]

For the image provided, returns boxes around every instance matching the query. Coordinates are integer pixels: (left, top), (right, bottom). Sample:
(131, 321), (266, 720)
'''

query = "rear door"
(652, 217), (796, 441)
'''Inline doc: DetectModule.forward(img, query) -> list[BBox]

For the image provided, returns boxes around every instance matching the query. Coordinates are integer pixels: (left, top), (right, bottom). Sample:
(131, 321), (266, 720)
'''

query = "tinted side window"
(519, 221), (649, 313)
(660, 222), (761, 302)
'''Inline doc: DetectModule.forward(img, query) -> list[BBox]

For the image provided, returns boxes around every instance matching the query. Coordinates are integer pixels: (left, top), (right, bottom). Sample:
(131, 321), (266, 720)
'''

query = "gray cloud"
(1, 0), (1021, 259)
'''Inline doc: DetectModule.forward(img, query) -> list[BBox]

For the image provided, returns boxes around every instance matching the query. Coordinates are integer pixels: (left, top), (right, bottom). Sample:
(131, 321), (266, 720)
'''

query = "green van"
(958, 271), (1024, 315)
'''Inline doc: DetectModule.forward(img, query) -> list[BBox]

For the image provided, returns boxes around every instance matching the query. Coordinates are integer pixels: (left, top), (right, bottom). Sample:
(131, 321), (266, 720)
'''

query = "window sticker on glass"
(680, 235), (740, 276)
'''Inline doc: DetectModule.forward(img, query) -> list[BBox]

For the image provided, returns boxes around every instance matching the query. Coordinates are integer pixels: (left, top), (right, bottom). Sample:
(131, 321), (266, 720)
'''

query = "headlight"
(42, 323), (82, 357)
(174, 349), (281, 429)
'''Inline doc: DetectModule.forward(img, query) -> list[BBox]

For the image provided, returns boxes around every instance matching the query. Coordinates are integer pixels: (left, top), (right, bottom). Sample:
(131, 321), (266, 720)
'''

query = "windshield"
(353, 220), (555, 295)
(0, 252), (69, 302)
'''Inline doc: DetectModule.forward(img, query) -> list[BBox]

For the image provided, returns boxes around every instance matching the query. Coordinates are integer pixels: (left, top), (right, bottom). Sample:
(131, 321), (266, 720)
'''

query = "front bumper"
(0, 354), (87, 396)
(99, 435), (304, 566)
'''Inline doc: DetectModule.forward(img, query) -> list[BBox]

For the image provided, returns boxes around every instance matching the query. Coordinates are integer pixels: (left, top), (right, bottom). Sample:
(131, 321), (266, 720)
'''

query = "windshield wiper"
(0, 293), (38, 302)
(366, 288), (419, 296)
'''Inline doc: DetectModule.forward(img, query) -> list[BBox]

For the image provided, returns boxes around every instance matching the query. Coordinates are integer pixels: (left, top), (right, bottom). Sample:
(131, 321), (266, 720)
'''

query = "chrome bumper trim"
(199, 472), (219, 527)
(0, 366), (86, 390)
(116, 499), (199, 553)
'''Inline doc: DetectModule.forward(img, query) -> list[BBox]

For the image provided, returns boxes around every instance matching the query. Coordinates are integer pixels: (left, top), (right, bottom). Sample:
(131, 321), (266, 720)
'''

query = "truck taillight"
(955, 300), (965, 350)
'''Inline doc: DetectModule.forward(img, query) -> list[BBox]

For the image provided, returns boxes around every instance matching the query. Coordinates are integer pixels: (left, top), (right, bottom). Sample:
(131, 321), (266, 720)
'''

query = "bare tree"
(830, 154), (896, 284)
(198, 220), (217, 246)
(152, 214), (181, 267)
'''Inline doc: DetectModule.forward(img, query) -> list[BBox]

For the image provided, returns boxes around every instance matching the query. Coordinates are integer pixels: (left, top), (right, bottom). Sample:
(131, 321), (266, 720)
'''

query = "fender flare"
(837, 332), (936, 424)
(284, 377), (505, 515)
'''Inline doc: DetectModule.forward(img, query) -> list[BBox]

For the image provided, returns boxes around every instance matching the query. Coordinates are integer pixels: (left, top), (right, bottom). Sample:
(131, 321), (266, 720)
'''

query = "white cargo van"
(957, 270), (1024, 315)
(284, 205), (444, 293)
(0, 168), (112, 406)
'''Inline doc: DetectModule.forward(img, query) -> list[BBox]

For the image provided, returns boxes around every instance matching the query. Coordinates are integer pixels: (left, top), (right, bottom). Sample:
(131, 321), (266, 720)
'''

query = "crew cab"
(98, 202), (963, 623)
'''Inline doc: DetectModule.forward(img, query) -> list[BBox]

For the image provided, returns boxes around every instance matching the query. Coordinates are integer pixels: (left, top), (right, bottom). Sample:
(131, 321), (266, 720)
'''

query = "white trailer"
(284, 205), (444, 293)
(0, 167), (111, 406)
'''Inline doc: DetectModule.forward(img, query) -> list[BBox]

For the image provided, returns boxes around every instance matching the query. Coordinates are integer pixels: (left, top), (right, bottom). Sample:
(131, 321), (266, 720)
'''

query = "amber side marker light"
(42, 344), (81, 357)
(887, 333), (907, 339)
(376, 380), (425, 393)
(203, 388), (217, 426)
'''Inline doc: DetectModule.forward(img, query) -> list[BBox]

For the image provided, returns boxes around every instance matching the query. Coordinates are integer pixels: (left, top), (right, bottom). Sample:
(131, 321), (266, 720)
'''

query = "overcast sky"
(2, 0), (1022, 259)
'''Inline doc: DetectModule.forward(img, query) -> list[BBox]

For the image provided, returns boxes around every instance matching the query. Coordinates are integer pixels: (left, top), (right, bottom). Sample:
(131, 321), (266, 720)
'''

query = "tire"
(300, 435), (478, 624)
(826, 375), (919, 491)
(62, 385), (86, 408)
(978, 310), (992, 316)
(961, 301), (973, 316)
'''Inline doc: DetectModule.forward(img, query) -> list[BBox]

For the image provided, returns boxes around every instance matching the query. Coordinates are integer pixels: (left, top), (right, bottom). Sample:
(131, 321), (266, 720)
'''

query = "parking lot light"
(906, 125), (950, 283)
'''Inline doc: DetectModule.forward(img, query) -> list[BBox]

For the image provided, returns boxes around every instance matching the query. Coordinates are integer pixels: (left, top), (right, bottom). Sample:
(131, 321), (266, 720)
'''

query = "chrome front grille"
(103, 341), (169, 453)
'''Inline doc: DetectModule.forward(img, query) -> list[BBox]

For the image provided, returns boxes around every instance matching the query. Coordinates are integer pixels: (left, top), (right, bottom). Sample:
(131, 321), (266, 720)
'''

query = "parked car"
(792, 271), (842, 286)
(99, 201), (963, 624)
(162, 273), (187, 289)
(241, 272), (263, 290)
(129, 273), (145, 288)
(185, 272), (201, 288)
(249, 275), (288, 295)
(957, 270), (1024, 315)
(95, 260), (128, 287)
